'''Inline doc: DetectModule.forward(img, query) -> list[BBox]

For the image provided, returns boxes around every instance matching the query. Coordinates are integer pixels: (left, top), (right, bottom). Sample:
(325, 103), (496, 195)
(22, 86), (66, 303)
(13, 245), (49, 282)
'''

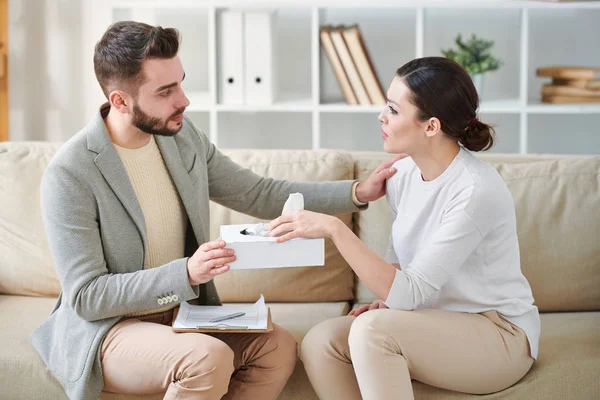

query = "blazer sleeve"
(189, 123), (366, 220)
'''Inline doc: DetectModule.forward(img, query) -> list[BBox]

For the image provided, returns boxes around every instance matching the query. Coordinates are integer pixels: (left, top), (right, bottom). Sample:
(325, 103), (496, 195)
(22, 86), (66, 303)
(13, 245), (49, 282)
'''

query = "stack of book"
(320, 25), (385, 105)
(537, 66), (600, 104)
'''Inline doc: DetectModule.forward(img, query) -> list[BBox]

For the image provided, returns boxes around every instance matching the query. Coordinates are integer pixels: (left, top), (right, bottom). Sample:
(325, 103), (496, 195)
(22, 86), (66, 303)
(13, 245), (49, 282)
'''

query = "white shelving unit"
(99, 0), (600, 154)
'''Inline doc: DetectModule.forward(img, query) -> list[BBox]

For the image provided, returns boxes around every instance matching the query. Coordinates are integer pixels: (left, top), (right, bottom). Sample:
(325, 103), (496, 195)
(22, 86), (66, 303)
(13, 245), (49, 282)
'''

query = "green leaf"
(440, 33), (502, 74)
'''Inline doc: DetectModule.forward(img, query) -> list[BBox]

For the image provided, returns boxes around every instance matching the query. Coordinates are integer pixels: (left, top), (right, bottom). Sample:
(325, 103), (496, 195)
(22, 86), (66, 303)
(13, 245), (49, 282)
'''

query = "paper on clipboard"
(173, 294), (269, 331)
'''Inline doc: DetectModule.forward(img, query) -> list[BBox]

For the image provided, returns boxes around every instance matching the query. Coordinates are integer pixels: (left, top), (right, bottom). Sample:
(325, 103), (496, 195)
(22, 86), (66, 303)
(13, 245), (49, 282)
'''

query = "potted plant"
(441, 34), (502, 96)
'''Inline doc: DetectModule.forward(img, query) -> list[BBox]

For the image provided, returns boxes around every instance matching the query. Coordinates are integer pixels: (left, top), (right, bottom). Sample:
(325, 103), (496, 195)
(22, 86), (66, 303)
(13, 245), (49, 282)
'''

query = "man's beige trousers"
(101, 308), (297, 400)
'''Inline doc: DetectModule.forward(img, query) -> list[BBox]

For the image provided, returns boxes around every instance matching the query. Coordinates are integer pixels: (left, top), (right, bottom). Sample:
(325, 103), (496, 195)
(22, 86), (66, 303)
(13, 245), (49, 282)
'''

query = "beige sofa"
(1, 141), (599, 400)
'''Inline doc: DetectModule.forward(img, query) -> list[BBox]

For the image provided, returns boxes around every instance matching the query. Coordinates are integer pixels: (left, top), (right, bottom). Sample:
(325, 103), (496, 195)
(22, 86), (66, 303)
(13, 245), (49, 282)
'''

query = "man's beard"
(132, 104), (186, 137)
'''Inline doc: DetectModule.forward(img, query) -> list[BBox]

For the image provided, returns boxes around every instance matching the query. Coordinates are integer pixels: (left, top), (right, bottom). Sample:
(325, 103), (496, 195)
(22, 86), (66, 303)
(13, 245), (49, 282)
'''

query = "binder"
(329, 27), (371, 105)
(244, 11), (277, 105)
(172, 307), (274, 334)
(219, 10), (245, 104)
(320, 27), (358, 105)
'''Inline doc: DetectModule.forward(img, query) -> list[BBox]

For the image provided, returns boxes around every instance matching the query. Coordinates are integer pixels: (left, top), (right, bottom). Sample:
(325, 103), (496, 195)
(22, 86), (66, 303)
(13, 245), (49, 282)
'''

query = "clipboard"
(172, 306), (274, 334)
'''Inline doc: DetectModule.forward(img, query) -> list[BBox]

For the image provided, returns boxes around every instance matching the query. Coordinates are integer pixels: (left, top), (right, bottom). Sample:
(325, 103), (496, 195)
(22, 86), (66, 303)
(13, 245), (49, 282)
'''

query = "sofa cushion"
(353, 152), (600, 312)
(270, 302), (350, 400)
(350, 304), (600, 400)
(0, 142), (62, 297)
(0, 294), (347, 400)
(0, 295), (66, 399)
(269, 301), (351, 344)
(489, 156), (600, 312)
(211, 149), (356, 303)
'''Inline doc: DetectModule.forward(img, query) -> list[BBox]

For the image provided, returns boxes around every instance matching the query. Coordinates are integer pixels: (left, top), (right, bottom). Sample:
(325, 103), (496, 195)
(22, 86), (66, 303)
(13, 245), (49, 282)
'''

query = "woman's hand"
(268, 210), (339, 243)
(348, 299), (388, 317)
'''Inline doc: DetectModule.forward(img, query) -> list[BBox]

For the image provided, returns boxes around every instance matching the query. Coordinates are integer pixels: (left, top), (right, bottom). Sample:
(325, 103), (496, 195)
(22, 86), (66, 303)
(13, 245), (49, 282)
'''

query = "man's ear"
(424, 117), (442, 138)
(108, 90), (131, 114)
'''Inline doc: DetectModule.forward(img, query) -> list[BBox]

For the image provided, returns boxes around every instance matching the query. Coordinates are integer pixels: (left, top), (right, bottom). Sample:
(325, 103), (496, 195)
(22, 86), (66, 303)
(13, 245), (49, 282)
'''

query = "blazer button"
(157, 298), (164, 305)
(166, 296), (173, 303)
(172, 295), (179, 302)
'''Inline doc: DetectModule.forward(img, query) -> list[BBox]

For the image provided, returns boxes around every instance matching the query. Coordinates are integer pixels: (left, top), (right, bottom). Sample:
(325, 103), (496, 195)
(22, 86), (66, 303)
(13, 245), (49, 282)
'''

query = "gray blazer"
(31, 106), (363, 400)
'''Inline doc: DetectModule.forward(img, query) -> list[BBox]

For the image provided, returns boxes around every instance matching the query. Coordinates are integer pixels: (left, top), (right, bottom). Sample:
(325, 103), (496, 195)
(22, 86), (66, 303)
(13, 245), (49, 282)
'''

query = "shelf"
(479, 99), (523, 114)
(319, 99), (600, 114)
(319, 103), (383, 113)
(319, 99), (525, 114)
(216, 94), (313, 112)
(186, 92), (314, 113)
(527, 99), (600, 114)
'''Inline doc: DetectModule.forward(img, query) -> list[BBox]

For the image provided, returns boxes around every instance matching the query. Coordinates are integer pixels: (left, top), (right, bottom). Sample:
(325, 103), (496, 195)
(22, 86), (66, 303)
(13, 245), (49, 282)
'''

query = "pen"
(210, 312), (246, 323)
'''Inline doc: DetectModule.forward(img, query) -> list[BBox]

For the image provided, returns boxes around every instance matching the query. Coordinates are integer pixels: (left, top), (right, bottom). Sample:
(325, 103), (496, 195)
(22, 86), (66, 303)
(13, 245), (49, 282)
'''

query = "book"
(329, 26), (371, 105)
(342, 25), (386, 105)
(172, 294), (273, 333)
(320, 27), (358, 105)
(551, 78), (600, 90)
(542, 84), (600, 98)
(541, 95), (600, 104)
(537, 66), (600, 80)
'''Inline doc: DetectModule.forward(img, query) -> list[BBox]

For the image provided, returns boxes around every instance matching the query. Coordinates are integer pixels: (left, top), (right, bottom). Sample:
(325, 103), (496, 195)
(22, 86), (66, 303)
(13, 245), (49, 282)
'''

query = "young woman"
(268, 57), (540, 400)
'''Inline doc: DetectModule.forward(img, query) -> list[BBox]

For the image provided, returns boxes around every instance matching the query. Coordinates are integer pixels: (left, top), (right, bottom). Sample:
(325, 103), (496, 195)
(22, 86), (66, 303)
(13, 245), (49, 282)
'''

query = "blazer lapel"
(86, 107), (148, 257)
(155, 135), (204, 244)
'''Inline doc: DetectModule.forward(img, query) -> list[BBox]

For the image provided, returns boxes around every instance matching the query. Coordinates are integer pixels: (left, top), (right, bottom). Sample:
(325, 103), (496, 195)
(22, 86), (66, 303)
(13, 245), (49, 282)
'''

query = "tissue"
(241, 193), (304, 237)
(281, 192), (304, 215)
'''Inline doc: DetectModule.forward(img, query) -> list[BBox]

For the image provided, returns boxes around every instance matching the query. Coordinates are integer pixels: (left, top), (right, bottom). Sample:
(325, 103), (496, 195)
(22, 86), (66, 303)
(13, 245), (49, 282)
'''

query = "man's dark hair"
(94, 21), (180, 99)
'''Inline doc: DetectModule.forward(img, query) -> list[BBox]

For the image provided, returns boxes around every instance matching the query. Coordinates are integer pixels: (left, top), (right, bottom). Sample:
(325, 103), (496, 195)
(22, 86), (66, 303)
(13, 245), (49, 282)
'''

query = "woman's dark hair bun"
(460, 118), (494, 152)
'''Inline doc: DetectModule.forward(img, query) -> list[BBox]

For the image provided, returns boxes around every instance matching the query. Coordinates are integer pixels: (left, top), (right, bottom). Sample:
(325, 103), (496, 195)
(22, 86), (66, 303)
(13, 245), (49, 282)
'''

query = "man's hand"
(348, 299), (388, 317)
(355, 154), (408, 203)
(187, 239), (236, 286)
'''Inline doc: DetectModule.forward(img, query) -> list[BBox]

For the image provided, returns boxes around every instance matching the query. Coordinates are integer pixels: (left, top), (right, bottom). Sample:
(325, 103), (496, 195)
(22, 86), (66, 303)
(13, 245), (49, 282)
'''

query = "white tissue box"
(220, 224), (325, 270)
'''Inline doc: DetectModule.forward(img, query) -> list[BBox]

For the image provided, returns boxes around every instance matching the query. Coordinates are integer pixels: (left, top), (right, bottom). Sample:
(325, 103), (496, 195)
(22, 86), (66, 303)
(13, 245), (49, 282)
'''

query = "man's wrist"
(186, 258), (196, 286)
(351, 181), (368, 206)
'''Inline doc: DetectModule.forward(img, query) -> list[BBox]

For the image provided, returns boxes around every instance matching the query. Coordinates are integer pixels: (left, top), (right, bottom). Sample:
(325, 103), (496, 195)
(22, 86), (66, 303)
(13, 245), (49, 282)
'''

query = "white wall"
(8, 0), (109, 142)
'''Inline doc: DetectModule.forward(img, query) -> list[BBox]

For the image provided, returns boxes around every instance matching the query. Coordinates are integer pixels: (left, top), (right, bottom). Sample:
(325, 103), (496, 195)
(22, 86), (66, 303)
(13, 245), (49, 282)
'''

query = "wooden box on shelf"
(537, 66), (600, 104)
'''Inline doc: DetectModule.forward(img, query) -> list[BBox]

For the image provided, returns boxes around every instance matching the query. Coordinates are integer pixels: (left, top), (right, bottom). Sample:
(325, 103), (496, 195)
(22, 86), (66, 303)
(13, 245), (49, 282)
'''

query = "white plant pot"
(470, 73), (484, 98)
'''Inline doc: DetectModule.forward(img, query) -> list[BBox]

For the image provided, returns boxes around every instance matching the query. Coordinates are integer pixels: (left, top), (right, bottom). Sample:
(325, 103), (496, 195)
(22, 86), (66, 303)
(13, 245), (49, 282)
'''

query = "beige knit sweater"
(114, 135), (187, 316)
